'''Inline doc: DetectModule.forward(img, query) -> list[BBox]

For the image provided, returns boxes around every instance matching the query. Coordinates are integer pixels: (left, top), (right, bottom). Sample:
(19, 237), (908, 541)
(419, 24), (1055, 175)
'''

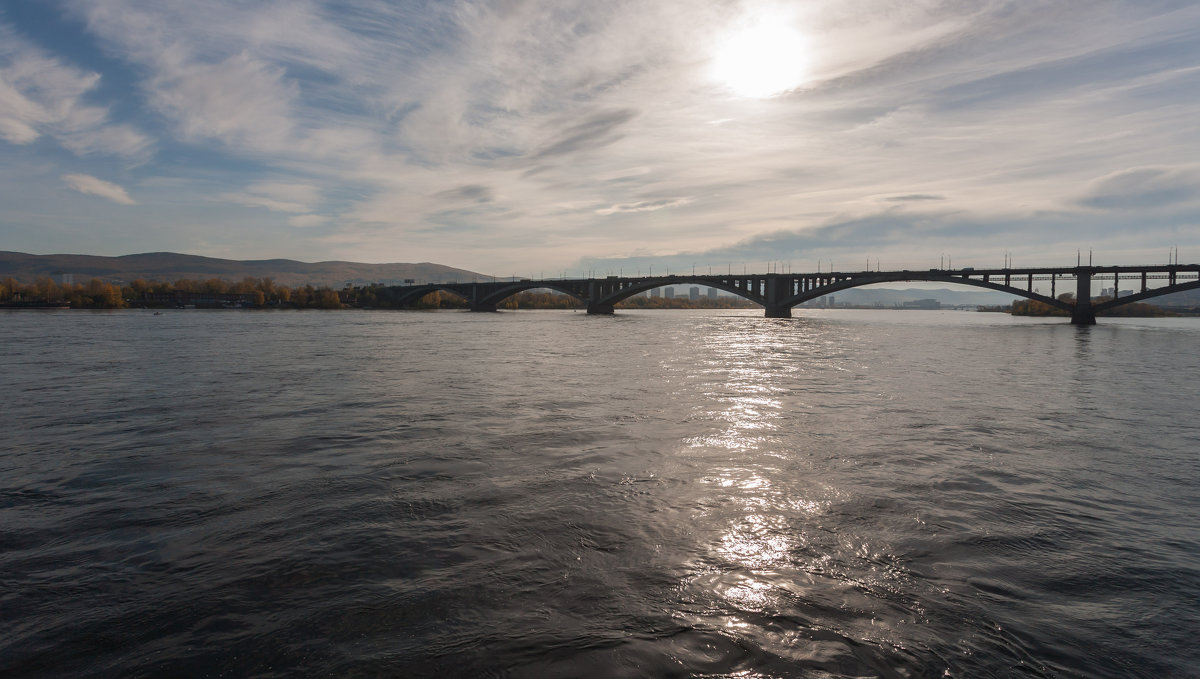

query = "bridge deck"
(379, 264), (1200, 324)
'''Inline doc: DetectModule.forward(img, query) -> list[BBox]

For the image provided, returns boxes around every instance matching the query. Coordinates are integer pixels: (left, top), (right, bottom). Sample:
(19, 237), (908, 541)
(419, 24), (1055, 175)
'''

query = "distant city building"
(902, 298), (941, 309)
(142, 291), (258, 307)
(689, 287), (700, 300)
(707, 287), (718, 300)
(665, 288), (674, 299)
(650, 288), (660, 298)
(828, 295), (835, 307)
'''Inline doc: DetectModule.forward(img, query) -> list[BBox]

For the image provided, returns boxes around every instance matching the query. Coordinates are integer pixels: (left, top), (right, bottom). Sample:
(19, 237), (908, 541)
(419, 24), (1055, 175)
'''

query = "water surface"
(3, 309), (1198, 677)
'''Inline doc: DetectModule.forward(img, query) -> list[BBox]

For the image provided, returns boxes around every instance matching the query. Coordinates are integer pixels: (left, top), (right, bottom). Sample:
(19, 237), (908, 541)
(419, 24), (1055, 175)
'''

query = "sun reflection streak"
(718, 515), (792, 569)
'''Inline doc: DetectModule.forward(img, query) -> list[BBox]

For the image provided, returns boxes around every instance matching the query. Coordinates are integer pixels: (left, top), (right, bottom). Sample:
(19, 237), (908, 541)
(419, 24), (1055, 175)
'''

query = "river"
(3, 308), (1198, 677)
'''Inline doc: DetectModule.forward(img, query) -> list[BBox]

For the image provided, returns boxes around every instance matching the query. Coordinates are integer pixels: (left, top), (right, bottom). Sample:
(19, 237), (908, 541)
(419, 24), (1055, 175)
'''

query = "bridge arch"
(596, 277), (766, 308)
(381, 281), (588, 310)
(473, 282), (587, 308)
(775, 272), (1072, 313)
(1092, 279), (1200, 314)
(382, 284), (470, 307)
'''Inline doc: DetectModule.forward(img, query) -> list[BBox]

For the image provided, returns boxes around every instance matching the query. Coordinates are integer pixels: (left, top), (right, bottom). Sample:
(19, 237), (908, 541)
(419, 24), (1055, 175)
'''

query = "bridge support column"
(1072, 268), (1095, 325)
(470, 303), (498, 312)
(764, 276), (792, 318)
(586, 302), (615, 315)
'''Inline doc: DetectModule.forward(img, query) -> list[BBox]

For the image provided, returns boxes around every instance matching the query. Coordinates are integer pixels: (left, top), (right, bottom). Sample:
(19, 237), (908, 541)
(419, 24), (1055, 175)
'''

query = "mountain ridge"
(0, 251), (486, 287)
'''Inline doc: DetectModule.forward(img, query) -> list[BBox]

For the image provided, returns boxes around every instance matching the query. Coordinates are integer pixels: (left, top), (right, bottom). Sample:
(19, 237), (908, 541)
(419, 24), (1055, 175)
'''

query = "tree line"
(1011, 293), (1175, 317)
(0, 276), (346, 309)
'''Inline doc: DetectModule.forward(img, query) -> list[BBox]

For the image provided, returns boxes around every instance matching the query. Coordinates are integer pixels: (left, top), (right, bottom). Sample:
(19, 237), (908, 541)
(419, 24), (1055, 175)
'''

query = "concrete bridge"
(378, 264), (1200, 325)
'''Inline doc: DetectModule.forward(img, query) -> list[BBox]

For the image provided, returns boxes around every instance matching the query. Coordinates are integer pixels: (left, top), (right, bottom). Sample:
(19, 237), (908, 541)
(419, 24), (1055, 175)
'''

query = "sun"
(711, 19), (809, 98)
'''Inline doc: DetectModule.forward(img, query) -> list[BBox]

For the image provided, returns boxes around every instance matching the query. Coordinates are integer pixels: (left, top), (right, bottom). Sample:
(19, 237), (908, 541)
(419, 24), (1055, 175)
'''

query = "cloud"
(886, 194), (945, 202)
(575, 200), (1200, 274)
(532, 109), (638, 159)
(0, 116), (38, 144)
(62, 173), (136, 204)
(220, 182), (321, 213)
(150, 52), (298, 149)
(1079, 167), (1200, 211)
(596, 197), (691, 215)
(287, 214), (327, 228)
(0, 22), (151, 157)
(434, 184), (495, 204)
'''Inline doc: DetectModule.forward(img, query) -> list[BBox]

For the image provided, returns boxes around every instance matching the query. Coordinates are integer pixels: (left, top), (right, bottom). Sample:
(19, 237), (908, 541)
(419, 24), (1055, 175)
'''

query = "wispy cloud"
(219, 181), (322, 214)
(0, 1), (1192, 273)
(0, 21), (150, 157)
(1079, 166), (1200, 211)
(886, 194), (945, 202)
(287, 214), (327, 228)
(435, 184), (495, 204)
(62, 173), (136, 204)
(596, 197), (692, 215)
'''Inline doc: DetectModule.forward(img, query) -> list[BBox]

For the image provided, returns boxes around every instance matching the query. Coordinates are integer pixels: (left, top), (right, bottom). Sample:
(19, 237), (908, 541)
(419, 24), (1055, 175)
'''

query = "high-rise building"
(689, 287), (700, 300)
(707, 288), (718, 300)
(665, 288), (674, 299)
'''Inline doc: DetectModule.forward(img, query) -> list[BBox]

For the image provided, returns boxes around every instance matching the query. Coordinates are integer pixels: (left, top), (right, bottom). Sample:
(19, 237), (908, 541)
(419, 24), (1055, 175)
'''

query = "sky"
(1, 0), (1198, 277)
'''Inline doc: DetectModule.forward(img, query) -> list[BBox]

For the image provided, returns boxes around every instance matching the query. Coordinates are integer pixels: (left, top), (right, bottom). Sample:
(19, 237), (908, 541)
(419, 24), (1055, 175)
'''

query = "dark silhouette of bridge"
(379, 264), (1200, 325)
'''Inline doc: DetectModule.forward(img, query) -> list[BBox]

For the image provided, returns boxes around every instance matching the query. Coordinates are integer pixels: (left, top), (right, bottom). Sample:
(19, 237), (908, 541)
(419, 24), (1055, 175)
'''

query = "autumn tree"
(315, 288), (343, 309)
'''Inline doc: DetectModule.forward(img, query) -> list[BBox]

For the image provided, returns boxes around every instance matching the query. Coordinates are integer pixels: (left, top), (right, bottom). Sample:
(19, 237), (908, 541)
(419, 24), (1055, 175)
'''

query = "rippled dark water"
(3, 308), (1199, 678)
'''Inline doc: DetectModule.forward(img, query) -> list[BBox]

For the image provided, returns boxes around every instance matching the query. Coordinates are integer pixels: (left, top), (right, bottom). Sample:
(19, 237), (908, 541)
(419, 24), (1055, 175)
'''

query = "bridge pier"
(587, 302), (615, 315)
(469, 303), (498, 312)
(764, 278), (792, 318)
(1071, 303), (1096, 325)
(764, 306), (792, 318)
(1071, 268), (1095, 325)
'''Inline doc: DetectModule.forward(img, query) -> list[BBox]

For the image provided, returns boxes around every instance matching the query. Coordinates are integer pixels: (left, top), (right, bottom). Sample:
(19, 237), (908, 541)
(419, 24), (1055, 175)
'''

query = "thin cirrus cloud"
(1078, 166), (1200, 211)
(0, 1), (1196, 271)
(596, 198), (693, 216)
(0, 22), (150, 158)
(61, 173), (136, 205)
(219, 182), (322, 214)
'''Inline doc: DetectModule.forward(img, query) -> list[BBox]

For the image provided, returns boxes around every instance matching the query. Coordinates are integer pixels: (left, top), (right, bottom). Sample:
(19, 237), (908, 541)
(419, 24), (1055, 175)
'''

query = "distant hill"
(0, 251), (486, 287)
(1153, 287), (1200, 308)
(823, 287), (1018, 307)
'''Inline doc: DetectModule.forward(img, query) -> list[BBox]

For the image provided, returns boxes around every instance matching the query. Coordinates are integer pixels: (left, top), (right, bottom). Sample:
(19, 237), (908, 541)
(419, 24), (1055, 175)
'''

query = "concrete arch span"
(775, 273), (1072, 313)
(1093, 279), (1200, 314)
(594, 277), (767, 310)
(380, 284), (470, 308)
(472, 282), (587, 309)
(380, 281), (591, 310)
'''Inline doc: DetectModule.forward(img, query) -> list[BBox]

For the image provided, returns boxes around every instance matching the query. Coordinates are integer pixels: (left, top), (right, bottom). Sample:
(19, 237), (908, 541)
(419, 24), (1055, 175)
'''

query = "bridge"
(378, 264), (1200, 325)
